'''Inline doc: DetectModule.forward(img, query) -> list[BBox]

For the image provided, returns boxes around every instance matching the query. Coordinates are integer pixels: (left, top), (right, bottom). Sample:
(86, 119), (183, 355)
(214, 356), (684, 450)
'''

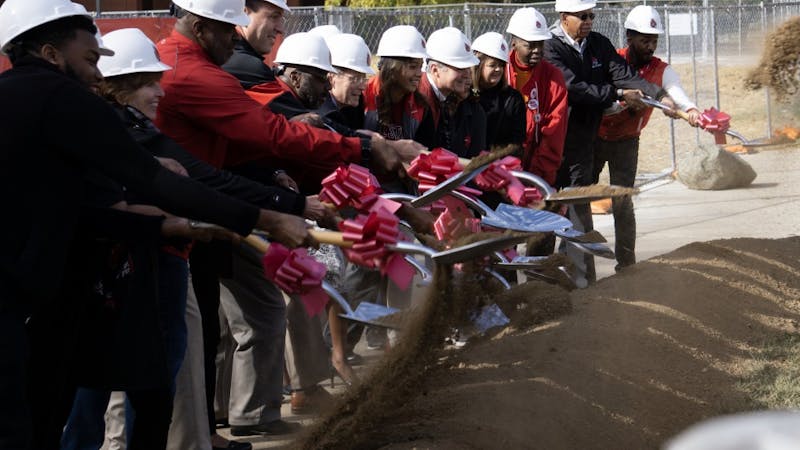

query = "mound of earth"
(304, 237), (800, 450)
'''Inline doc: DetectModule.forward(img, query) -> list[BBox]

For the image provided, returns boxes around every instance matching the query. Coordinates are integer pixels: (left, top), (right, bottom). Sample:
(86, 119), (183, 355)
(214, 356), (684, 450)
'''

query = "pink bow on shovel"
(319, 163), (401, 214)
(474, 156), (544, 207)
(434, 196), (481, 242)
(697, 107), (732, 145)
(338, 207), (415, 290)
(407, 148), (482, 197)
(261, 243), (329, 317)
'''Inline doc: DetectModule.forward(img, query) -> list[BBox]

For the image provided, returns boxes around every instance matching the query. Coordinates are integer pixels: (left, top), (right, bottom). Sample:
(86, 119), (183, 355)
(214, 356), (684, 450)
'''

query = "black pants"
(0, 310), (31, 450)
(555, 146), (596, 284)
(592, 137), (639, 269)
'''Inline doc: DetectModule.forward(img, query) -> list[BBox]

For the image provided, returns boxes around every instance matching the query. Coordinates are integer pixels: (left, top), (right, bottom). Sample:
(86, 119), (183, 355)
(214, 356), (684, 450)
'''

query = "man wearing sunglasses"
(545, 0), (677, 287)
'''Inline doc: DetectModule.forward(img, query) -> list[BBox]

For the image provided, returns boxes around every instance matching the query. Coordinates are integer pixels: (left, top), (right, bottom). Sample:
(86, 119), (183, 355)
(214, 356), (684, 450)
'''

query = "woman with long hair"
(471, 32), (527, 150)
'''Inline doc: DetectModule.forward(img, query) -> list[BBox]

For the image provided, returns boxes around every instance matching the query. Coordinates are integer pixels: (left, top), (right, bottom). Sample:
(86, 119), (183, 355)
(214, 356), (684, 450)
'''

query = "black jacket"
(118, 105), (305, 215)
(316, 94), (366, 137)
(222, 38), (276, 90)
(0, 57), (260, 314)
(477, 84), (526, 149)
(544, 26), (666, 154)
(438, 95), (487, 158)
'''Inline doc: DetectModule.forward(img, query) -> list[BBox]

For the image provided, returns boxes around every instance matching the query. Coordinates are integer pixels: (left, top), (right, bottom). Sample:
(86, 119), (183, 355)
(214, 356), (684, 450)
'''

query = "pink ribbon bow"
(475, 155), (544, 207)
(319, 163), (401, 214)
(338, 207), (415, 290)
(434, 196), (481, 242)
(261, 243), (328, 317)
(697, 107), (732, 145)
(407, 148), (481, 197)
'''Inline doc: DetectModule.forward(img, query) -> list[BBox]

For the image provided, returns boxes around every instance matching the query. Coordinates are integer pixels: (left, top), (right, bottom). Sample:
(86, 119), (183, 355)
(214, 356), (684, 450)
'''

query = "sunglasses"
(567, 12), (596, 21)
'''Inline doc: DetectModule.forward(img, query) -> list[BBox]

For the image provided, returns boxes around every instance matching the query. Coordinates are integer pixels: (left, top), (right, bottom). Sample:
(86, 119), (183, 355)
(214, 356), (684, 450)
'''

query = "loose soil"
(298, 236), (800, 449)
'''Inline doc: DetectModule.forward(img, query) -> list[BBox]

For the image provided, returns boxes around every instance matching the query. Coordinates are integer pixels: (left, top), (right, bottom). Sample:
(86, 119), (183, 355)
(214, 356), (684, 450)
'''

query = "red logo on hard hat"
(650, 18), (657, 27)
(501, 43), (507, 51)
(465, 43), (470, 52)
(536, 21), (541, 28)
(421, 39), (426, 48)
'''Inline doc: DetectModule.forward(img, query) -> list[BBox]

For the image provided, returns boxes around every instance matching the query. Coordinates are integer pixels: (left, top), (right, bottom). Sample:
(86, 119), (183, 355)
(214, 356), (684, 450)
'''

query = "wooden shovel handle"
(674, 109), (692, 122)
(243, 229), (351, 253)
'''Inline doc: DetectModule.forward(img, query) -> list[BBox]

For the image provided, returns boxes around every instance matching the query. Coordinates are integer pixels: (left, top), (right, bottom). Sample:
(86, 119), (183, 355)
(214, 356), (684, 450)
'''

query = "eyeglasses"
(342, 73), (368, 85)
(567, 11), (595, 21)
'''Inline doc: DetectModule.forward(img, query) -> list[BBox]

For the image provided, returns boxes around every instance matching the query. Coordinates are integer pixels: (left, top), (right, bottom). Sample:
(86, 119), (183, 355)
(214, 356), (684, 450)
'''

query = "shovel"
(641, 96), (750, 145)
(491, 254), (579, 290)
(244, 233), (430, 328)
(510, 170), (638, 205)
(388, 232), (534, 265)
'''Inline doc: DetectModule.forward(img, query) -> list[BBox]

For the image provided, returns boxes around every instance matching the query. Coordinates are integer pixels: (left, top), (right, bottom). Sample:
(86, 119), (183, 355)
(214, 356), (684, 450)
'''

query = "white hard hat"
(0, 0), (93, 55)
(376, 25), (428, 59)
(506, 8), (552, 42)
(308, 24), (341, 39)
(260, 0), (290, 13)
(172, 0), (250, 27)
(554, 0), (597, 13)
(327, 33), (375, 75)
(274, 32), (337, 73)
(95, 29), (115, 57)
(471, 32), (509, 63)
(624, 5), (664, 34)
(98, 28), (172, 77)
(426, 27), (479, 69)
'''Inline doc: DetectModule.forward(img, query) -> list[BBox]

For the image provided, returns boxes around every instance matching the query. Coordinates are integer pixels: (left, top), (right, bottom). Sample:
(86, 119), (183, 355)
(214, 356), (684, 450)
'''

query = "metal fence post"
(711, 7), (720, 110)
(313, 7), (320, 27)
(690, 6), (700, 146)
(463, 3), (472, 40)
(96, 0), (101, 16)
(761, 1), (773, 138)
(664, 7), (677, 173)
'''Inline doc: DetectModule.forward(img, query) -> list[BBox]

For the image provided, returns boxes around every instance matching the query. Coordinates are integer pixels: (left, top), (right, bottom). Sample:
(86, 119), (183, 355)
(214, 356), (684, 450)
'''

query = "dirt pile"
(746, 16), (800, 100)
(302, 237), (800, 449)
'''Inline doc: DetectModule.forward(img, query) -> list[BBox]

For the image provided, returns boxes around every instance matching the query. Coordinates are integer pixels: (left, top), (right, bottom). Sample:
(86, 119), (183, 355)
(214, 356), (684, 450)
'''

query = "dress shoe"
(212, 440), (252, 450)
(229, 419), (302, 436)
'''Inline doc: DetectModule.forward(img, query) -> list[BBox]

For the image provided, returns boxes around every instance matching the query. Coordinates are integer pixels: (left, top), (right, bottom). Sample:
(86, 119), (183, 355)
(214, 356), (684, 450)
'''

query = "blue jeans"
(61, 252), (189, 450)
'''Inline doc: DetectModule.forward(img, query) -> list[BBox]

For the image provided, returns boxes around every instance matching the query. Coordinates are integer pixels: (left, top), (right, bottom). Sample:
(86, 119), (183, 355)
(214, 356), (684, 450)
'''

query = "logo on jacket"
(464, 134), (472, 149)
(591, 56), (602, 69)
(527, 85), (540, 111)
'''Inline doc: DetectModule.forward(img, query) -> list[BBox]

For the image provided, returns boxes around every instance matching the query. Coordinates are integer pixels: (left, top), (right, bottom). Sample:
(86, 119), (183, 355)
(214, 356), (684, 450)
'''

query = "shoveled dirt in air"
(307, 236), (799, 450)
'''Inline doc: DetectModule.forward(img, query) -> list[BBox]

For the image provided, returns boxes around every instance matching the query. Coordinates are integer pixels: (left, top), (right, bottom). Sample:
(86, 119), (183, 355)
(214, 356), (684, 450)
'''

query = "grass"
(737, 333), (800, 409)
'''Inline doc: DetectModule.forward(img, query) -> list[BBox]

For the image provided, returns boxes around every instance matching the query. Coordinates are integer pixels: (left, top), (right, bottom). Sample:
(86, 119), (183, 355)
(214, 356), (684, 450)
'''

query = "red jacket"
(155, 30), (361, 170)
(506, 52), (568, 186)
(597, 48), (668, 141)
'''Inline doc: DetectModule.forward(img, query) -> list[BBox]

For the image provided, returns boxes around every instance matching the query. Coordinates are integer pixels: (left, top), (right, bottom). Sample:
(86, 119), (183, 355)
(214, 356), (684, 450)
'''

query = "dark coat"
(544, 26), (666, 155)
(477, 84), (526, 149)
(0, 57), (260, 315)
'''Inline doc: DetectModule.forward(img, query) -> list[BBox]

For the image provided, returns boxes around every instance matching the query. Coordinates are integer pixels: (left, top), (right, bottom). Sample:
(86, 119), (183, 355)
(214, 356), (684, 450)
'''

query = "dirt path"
(365, 237), (800, 449)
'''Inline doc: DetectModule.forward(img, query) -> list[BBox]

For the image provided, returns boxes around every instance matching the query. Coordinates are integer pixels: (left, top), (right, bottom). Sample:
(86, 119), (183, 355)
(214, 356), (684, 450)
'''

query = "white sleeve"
(662, 65), (698, 112)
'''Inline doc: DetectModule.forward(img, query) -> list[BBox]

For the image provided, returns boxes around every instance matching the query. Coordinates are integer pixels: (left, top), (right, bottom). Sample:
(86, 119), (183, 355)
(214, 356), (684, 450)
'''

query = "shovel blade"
(339, 302), (402, 329)
(432, 233), (533, 265)
(568, 241), (615, 259)
(481, 203), (572, 232)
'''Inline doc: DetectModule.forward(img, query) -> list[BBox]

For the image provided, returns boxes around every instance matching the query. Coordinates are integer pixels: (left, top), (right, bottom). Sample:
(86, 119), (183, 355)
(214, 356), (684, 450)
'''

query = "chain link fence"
(96, 1), (800, 175)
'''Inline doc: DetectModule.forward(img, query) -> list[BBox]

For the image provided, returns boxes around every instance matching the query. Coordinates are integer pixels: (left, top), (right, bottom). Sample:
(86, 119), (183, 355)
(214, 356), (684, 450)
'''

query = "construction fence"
(4, 1), (798, 174)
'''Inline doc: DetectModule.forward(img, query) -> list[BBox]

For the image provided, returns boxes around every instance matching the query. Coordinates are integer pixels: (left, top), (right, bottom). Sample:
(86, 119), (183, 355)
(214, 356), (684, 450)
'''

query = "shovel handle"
(244, 229), (351, 254)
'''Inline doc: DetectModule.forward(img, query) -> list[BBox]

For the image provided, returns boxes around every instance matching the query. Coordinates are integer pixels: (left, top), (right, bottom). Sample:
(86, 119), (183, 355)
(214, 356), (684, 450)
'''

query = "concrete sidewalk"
(593, 145), (800, 280)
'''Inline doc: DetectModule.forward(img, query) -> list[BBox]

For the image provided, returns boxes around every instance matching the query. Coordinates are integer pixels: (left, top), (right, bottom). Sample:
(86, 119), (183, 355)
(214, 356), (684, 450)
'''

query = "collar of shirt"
(560, 24), (587, 54)
(426, 72), (448, 102)
(167, 29), (209, 61)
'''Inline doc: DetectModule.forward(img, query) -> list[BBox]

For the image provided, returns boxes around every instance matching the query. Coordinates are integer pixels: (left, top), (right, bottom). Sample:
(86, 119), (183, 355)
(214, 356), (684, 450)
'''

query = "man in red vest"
(505, 7), (568, 187)
(595, 5), (700, 271)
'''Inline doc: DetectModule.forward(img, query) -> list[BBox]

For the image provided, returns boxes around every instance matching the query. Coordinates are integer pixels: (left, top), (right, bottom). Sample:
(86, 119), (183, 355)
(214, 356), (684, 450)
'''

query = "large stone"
(677, 144), (757, 190)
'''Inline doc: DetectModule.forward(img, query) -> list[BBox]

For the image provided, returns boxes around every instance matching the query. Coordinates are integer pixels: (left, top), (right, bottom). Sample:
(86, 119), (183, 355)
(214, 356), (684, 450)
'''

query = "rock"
(678, 144), (757, 190)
